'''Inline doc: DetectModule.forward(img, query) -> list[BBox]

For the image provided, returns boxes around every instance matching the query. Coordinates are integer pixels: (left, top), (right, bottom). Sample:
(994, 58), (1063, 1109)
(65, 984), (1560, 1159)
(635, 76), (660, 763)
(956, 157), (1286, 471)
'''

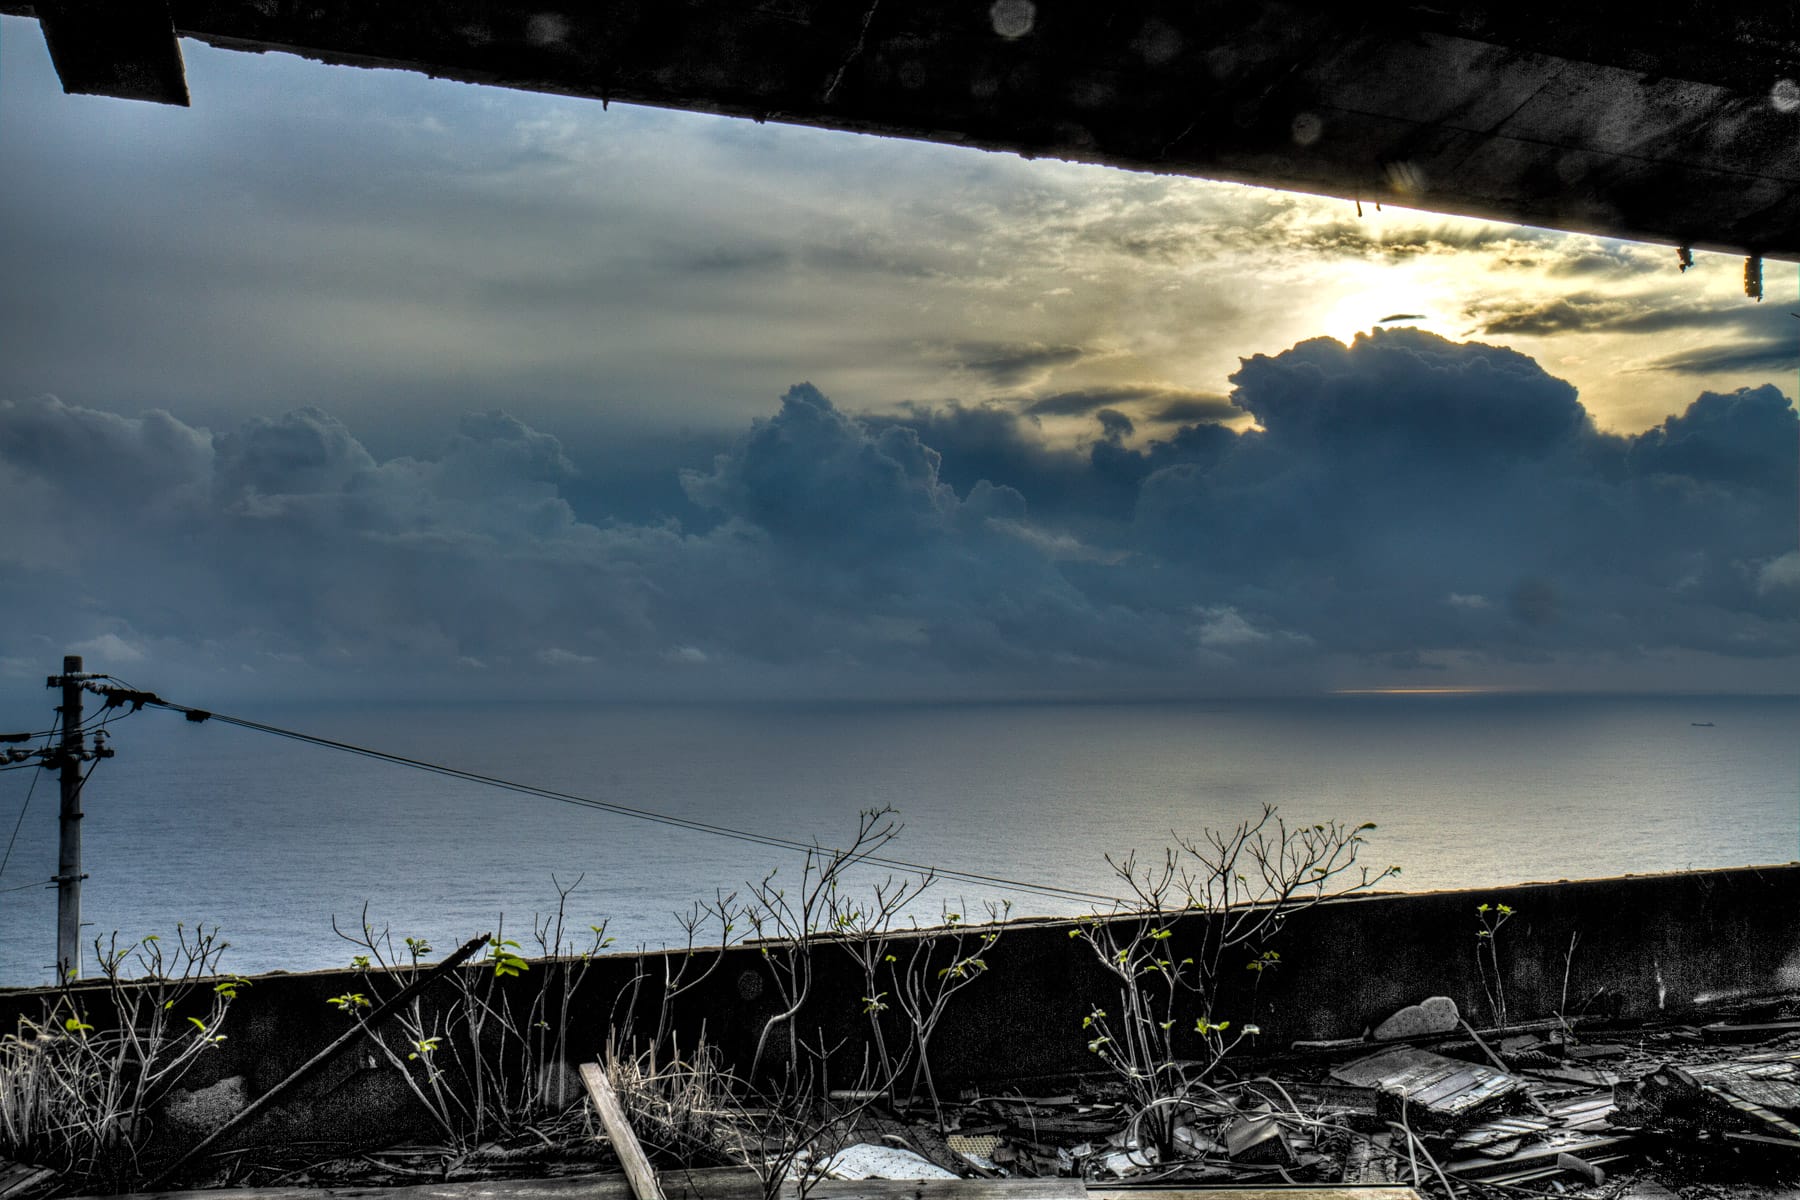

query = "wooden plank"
(1446, 1134), (1634, 1180)
(70, 1176), (1417, 1200)
(580, 1063), (666, 1200)
(1089, 1191), (1422, 1200)
(813, 1185), (1081, 1200)
(1331, 1047), (1520, 1122)
(0, 1163), (57, 1200)
(100, 1178), (1090, 1200)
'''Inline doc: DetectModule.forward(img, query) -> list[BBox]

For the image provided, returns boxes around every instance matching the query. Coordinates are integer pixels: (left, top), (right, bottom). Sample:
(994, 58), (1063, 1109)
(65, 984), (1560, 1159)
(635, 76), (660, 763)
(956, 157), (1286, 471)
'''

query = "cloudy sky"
(0, 17), (1795, 700)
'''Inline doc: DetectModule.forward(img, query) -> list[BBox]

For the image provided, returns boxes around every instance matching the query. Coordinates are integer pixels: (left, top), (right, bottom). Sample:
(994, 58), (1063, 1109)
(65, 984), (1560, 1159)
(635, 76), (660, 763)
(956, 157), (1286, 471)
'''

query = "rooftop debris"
(1614, 1049), (1800, 1144)
(1330, 1045), (1523, 1124)
(14, 998), (1800, 1200)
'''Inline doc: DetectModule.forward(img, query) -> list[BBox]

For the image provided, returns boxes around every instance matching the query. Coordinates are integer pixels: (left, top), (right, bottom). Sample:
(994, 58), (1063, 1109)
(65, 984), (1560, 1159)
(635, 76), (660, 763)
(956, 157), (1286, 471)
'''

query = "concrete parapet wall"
(3, 864), (1796, 1152)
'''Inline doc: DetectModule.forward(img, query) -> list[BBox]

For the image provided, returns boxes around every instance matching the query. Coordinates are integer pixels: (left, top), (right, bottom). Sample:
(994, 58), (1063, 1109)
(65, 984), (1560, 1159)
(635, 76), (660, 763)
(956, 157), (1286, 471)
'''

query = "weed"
(331, 875), (612, 1149)
(1072, 805), (1398, 1152)
(1474, 901), (1515, 1028)
(0, 924), (238, 1191)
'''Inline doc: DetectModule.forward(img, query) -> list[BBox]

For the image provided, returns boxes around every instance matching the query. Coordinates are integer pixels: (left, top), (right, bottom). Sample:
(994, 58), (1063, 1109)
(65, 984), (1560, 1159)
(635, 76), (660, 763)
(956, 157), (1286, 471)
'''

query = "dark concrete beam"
(34, 0), (187, 105)
(5, 1), (1796, 257)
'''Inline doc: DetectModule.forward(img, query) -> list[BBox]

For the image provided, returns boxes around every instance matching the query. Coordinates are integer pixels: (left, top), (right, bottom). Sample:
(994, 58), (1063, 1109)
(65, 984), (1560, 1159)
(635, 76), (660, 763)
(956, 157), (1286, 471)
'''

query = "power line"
(0, 710), (58, 888)
(121, 690), (1123, 908)
(0, 758), (45, 886)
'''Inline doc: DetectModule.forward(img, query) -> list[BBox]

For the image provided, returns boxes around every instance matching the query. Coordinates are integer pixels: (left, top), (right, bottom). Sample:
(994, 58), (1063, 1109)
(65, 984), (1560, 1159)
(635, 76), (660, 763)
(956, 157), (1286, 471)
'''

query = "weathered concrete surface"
(3, 863), (1797, 1153)
(32, 0), (187, 105)
(2, 1), (1797, 257)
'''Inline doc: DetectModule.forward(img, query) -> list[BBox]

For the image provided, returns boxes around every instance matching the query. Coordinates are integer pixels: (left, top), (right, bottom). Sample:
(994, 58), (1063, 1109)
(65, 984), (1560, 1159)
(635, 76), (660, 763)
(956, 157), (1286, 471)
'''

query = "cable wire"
(0, 759), (44, 886)
(137, 696), (1124, 908)
(0, 709), (56, 887)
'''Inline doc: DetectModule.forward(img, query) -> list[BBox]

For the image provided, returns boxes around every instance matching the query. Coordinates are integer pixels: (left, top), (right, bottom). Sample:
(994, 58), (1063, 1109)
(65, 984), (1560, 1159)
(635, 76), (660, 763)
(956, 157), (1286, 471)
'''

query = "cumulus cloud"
(1760, 552), (1800, 595)
(1194, 606), (1268, 648)
(69, 632), (146, 663)
(0, 327), (1793, 696)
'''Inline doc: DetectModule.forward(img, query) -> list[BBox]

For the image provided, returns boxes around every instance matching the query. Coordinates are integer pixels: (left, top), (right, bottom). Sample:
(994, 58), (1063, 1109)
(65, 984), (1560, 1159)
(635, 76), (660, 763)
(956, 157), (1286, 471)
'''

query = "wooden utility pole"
(47, 654), (107, 981)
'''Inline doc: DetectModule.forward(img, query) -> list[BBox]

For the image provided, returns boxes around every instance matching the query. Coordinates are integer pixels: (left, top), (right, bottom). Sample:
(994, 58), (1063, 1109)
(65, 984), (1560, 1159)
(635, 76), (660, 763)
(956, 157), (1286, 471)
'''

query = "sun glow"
(1317, 287), (1450, 345)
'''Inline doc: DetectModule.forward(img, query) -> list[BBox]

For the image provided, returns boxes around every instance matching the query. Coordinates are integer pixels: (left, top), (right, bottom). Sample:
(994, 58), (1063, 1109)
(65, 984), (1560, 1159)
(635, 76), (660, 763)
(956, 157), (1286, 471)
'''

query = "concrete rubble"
(806, 995), (1800, 1197)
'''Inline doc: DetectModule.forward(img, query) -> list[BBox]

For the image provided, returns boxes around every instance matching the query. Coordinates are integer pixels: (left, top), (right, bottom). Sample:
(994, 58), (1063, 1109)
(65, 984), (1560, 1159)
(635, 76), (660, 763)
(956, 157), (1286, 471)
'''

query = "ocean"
(0, 694), (1794, 988)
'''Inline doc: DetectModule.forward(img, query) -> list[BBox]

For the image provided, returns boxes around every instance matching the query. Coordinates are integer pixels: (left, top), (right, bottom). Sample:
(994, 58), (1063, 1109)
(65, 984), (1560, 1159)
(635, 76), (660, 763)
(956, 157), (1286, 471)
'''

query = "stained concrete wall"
(3, 863), (1797, 1153)
(4, 1), (1798, 255)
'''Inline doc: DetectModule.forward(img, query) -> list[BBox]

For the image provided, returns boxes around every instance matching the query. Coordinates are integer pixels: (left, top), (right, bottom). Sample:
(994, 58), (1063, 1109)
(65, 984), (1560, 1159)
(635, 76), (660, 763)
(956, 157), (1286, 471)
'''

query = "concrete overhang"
(6, 1), (1799, 259)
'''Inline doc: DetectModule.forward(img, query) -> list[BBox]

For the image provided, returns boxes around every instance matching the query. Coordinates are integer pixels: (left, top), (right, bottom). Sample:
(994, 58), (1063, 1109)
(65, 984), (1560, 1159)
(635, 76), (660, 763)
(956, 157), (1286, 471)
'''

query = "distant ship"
(1692, 721), (1715, 727)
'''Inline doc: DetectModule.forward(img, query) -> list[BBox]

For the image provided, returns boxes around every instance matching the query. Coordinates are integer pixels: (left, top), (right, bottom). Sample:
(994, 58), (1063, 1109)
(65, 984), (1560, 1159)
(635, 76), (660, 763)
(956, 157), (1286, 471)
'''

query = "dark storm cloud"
(1024, 390), (1135, 418)
(1094, 409), (1135, 440)
(946, 342), (1088, 387)
(1647, 339), (1800, 376)
(1, 329), (1793, 695)
(1149, 395), (1237, 424)
(867, 402), (1134, 524)
(1467, 292), (1790, 341)
(1470, 295), (1635, 336)
(1021, 386), (1236, 425)
(1129, 333), (1795, 664)
(1225, 214), (1620, 267)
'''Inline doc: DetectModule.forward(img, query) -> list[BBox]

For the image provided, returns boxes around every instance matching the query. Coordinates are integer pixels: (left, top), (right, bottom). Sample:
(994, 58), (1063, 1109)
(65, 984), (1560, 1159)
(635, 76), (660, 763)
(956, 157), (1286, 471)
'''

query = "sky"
(0, 17), (1795, 701)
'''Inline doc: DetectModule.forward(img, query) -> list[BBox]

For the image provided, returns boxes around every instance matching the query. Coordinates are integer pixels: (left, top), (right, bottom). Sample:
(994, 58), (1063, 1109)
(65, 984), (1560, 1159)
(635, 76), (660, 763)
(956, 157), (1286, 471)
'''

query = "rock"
(815, 1143), (957, 1180)
(1374, 995), (1460, 1040)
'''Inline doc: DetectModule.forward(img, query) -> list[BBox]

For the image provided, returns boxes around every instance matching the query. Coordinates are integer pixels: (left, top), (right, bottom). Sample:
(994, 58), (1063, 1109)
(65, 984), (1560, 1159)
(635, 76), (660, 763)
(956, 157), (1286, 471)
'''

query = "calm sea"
(0, 695), (1794, 988)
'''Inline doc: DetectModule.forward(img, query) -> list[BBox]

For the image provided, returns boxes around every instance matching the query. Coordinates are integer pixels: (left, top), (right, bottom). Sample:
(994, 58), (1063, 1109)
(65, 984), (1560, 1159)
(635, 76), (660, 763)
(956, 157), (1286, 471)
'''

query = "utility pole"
(46, 654), (109, 982)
